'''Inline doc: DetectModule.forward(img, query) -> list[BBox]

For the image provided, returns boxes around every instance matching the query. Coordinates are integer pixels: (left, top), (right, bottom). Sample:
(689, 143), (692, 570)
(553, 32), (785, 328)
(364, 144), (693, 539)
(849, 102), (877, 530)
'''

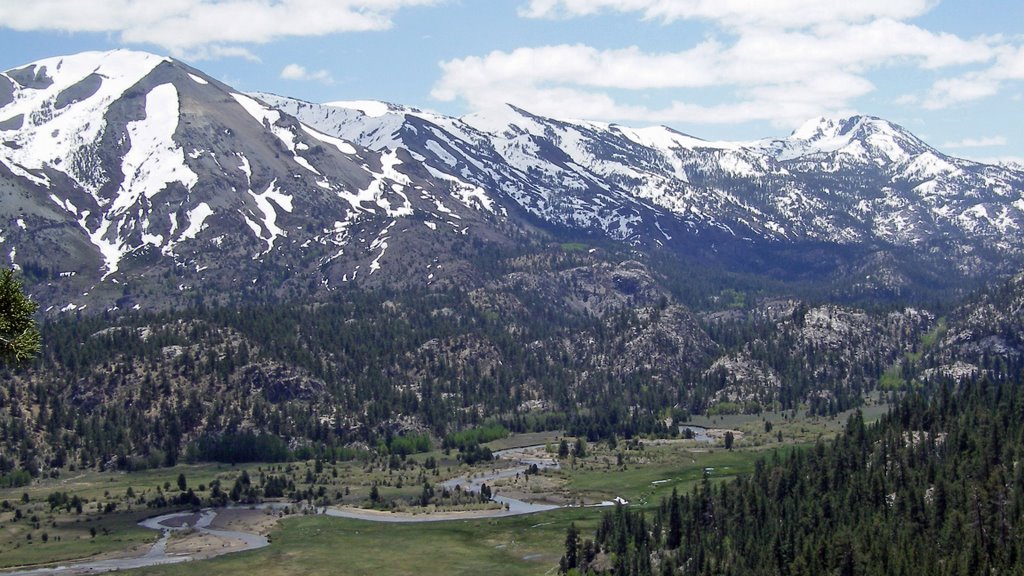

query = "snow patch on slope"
(424, 165), (495, 213)
(425, 140), (458, 167)
(91, 82), (197, 275)
(903, 152), (956, 181)
(301, 124), (356, 155)
(247, 179), (293, 252)
(341, 150), (414, 218)
(86, 217), (122, 279)
(325, 100), (390, 118)
(231, 92), (320, 176)
(0, 50), (170, 194)
(369, 221), (395, 273)
(179, 202), (213, 241)
(115, 83), (197, 212)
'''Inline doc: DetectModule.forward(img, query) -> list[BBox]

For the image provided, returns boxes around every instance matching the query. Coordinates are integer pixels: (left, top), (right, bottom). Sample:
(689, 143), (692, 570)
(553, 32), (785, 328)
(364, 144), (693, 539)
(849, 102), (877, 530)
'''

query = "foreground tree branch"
(0, 268), (40, 366)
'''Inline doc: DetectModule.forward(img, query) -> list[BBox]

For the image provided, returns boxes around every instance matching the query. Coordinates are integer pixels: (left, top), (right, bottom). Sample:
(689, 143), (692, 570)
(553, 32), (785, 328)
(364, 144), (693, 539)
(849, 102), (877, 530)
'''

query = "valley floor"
(0, 411), (870, 575)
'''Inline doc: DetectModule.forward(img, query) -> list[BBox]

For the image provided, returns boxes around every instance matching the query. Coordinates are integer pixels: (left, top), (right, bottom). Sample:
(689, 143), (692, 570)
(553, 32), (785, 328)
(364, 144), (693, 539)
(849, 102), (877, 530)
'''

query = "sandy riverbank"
(163, 507), (282, 559)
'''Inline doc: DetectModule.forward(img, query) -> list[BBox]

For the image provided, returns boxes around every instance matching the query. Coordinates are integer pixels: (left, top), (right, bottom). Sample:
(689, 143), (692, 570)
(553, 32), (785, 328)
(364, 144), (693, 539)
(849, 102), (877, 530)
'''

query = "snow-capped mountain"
(0, 51), (510, 311)
(1, 50), (1023, 311)
(265, 95), (1024, 252)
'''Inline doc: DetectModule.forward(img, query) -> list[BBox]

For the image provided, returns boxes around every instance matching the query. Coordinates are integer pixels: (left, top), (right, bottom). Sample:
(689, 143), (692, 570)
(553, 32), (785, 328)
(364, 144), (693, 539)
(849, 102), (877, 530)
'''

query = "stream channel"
(2, 445), (566, 574)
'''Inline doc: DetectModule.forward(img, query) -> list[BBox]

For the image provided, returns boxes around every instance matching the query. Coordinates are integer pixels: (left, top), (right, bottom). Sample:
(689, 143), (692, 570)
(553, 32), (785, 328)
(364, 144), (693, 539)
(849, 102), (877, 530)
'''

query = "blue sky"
(0, 1), (1022, 164)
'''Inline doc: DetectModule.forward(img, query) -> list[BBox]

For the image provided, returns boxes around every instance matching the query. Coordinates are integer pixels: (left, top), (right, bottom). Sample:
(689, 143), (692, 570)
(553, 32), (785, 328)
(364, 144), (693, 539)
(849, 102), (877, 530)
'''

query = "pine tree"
(667, 487), (682, 549)
(0, 269), (39, 366)
(562, 522), (580, 573)
(558, 439), (570, 458)
(574, 437), (587, 458)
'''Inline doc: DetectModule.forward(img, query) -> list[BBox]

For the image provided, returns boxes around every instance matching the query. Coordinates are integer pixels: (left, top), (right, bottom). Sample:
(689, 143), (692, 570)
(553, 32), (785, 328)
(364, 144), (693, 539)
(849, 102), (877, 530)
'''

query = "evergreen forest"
(562, 372), (1024, 575)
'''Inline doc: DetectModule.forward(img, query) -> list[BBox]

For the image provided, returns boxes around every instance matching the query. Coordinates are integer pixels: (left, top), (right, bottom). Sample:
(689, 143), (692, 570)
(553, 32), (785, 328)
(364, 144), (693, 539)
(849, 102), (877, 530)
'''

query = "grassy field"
(131, 507), (603, 576)
(0, 462), (279, 569)
(0, 506), (158, 570)
(559, 445), (769, 506)
(9, 462), (247, 506)
(113, 434), (820, 576)
(682, 394), (891, 445)
(486, 431), (564, 451)
(0, 402), (886, 573)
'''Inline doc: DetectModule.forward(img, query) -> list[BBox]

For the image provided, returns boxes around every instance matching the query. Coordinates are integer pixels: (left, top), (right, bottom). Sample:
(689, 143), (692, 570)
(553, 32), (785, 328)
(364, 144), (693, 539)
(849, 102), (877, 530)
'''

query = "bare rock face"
(923, 273), (1024, 379)
(234, 364), (325, 403)
(705, 353), (781, 406)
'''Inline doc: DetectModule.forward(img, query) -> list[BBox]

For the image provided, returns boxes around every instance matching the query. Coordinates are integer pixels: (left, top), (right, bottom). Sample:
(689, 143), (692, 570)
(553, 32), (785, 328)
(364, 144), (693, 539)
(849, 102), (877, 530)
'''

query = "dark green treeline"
(564, 375), (1024, 575)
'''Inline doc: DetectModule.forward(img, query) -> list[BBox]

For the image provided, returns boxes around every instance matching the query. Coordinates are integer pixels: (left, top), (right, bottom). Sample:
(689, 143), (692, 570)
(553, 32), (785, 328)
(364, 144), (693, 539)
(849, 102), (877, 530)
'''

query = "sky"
(0, 0), (1022, 164)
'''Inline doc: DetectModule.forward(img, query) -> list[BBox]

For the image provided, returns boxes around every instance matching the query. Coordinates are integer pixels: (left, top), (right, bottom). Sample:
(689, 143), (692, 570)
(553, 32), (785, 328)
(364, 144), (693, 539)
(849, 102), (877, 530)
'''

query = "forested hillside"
(566, 375), (1024, 575)
(0, 246), (932, 480)
(563, 273), (1024, 576)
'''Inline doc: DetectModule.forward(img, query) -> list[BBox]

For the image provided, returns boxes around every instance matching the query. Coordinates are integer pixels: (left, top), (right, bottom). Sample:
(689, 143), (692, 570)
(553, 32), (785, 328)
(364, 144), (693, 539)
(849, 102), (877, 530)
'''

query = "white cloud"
(280, 63), (334, 84)
(434, 14), (1001, 128)
(941, 136), (1008, 148)
(519, 0), (938, 30)
(924, 44), (1024, 109)
(894, 94), (919, 106)
(0, 0), (440, 58)
(187, 45), (262, 62)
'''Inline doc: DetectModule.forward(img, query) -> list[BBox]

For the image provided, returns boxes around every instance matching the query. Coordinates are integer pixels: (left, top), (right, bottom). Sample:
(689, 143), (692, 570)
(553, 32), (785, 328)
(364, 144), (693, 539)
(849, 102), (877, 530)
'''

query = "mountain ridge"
(0, 50), (520, 312)
(265, 91), (1024, 248)
(0, 49), (1022, 313)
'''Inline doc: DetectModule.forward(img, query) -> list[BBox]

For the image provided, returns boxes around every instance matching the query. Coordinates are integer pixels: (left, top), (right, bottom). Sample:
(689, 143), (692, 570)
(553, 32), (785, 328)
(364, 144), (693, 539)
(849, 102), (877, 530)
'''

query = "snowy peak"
(790, 115), (866, 142)
(3, 49), (170, 95)
(0, 50), (172, 187)
(0, 51), (518, 311)
(460, 103), (553, 138)
(759, 114), (931, 164)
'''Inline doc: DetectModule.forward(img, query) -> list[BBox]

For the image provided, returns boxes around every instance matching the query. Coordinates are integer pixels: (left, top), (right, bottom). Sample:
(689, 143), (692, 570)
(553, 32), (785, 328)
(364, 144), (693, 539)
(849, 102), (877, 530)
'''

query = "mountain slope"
(913, 271), (1024, 381)
(0, 50), (1023, 312)
(0, 51), (514, 311)
(264, 94), (1024, 295)
(0, 254), (931, 473)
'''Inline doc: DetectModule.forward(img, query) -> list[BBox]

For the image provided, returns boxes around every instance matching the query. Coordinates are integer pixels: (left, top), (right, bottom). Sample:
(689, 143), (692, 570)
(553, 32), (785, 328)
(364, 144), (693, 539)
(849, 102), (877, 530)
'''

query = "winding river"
(326, 445), (563, 522)
(1, 506), (273, 576)
(1, 446), (568, 575)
